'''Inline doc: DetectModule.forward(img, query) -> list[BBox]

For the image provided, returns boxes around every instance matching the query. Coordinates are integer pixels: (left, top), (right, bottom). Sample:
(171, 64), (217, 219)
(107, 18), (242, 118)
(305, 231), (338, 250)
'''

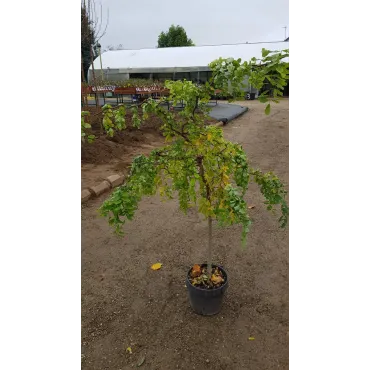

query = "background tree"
(157, 25), (195, 48)
(81, 5), (95, 82)
(81, 0), (109, 82)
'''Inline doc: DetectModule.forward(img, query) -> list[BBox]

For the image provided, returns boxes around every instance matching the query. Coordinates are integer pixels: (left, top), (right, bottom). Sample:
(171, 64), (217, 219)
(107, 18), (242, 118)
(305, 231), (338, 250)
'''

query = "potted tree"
(99, 49), (289, 315)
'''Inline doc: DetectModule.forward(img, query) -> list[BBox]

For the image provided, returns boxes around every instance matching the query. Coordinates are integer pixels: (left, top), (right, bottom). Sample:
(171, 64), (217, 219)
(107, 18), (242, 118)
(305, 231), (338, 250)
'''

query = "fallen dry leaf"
(248, 205), (256, 209)
(190, 264), (201, 278)
(211, 274), (223, 284)
(126, 346), (133, 354)
(151, 263), (162, 270)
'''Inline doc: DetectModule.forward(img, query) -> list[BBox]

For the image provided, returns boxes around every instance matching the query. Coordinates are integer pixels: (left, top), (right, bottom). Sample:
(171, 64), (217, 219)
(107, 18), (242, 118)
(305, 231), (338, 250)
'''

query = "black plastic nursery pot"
(185, 264), (229, 316)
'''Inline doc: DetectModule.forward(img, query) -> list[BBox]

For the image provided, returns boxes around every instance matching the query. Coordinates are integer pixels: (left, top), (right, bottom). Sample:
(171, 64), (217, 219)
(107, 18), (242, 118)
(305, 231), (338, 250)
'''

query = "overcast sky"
(95, 0), (289, 50)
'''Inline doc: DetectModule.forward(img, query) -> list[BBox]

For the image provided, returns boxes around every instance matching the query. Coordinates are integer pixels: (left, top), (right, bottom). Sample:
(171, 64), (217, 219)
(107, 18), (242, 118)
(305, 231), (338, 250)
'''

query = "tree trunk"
(90, 44), (96, 84)
(81, 52), (86, 83)
(90, 44), (98, 108)
(207, 216), (213, 278)
(81, 52), (88, 108)
(197, 156), (213, 279)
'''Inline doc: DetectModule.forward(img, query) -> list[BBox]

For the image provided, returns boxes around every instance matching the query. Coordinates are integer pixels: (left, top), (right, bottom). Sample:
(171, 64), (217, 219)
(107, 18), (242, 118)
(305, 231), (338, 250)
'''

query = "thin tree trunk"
(90, 44), (96, 83)
(81, 52), (86, 83)
(207, 216), (213, 277)
(197, 155), (213, 279)
(90, 44), (98, 107)
(81, 53), (88, 108)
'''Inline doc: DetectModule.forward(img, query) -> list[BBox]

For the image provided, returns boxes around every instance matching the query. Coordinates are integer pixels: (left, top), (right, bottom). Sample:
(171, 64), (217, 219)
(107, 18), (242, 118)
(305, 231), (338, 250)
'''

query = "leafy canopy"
(81, 111), (95, 144)
(100, 49), (289, 245)
(157, 25), (195, 48)
(209, 48), (289, 113)
(81, 104), (142, 143)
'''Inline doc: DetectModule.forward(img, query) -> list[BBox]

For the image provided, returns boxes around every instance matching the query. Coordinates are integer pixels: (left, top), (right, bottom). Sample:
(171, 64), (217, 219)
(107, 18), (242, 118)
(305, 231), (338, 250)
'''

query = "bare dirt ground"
(81, 99), (289, 370)
(81, 114), (165, 190)
(81, 112), (217, 190)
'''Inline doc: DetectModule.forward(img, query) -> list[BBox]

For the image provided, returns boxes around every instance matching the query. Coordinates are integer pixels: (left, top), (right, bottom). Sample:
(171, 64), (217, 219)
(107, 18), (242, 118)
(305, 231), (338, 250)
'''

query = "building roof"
(90, 41), (289, 73)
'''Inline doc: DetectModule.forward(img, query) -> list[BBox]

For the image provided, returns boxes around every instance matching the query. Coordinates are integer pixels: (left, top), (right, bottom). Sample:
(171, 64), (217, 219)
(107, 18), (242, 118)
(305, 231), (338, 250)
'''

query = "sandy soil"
(81, 99), (289, 370)
(81, 114), (165, 190)
(81, 112), (217, 190)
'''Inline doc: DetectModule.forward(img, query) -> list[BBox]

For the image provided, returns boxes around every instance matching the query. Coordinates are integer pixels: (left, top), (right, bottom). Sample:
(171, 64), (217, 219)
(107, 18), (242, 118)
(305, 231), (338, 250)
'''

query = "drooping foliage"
(99, 49), (289, 246)
(209, 48), (289, 113)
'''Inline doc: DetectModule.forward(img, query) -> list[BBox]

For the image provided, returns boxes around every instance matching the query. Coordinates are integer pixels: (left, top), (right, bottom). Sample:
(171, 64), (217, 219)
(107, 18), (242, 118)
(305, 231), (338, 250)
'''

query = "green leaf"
(87, 134), (95, 143)
(265, 103), (271, 115)
(262, 48), (270, 58)
(258, 96), (268, 103)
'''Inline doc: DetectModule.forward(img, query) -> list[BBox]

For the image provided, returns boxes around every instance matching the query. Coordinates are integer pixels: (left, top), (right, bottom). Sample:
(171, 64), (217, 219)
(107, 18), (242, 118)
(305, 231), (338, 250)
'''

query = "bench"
(114, 87), (138, 104)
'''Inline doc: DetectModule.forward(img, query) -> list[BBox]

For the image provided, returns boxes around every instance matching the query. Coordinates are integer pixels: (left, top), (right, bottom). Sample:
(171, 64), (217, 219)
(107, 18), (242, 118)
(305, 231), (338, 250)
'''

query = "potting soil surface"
(82, 99), (289, 369)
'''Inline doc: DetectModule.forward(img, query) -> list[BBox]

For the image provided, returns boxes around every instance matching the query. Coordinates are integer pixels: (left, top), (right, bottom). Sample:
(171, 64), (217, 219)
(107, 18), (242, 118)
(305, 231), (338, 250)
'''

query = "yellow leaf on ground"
(126, 346), (133, 354)
(248, 337), (255, 341)
(151, 263), (162, 270)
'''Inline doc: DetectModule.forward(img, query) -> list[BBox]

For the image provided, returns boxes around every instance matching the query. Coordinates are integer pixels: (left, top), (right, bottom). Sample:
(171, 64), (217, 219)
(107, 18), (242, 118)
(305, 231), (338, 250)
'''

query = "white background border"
(289, 0), (370, 368)
(0, 0), (369, 369)
(0, 1), (81, 369)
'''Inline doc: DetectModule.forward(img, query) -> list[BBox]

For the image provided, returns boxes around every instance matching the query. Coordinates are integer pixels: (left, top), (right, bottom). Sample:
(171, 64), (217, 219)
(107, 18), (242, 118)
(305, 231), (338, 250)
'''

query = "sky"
(93, 0), (289, 50)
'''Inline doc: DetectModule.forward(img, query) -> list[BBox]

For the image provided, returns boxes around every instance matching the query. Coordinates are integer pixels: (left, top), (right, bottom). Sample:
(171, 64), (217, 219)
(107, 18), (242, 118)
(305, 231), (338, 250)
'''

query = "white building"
(88, 41), (289, 93)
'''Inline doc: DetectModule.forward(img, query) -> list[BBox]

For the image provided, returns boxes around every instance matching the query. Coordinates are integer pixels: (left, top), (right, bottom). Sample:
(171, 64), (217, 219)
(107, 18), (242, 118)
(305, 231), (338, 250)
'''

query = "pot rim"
(186, 263), (228, 292)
